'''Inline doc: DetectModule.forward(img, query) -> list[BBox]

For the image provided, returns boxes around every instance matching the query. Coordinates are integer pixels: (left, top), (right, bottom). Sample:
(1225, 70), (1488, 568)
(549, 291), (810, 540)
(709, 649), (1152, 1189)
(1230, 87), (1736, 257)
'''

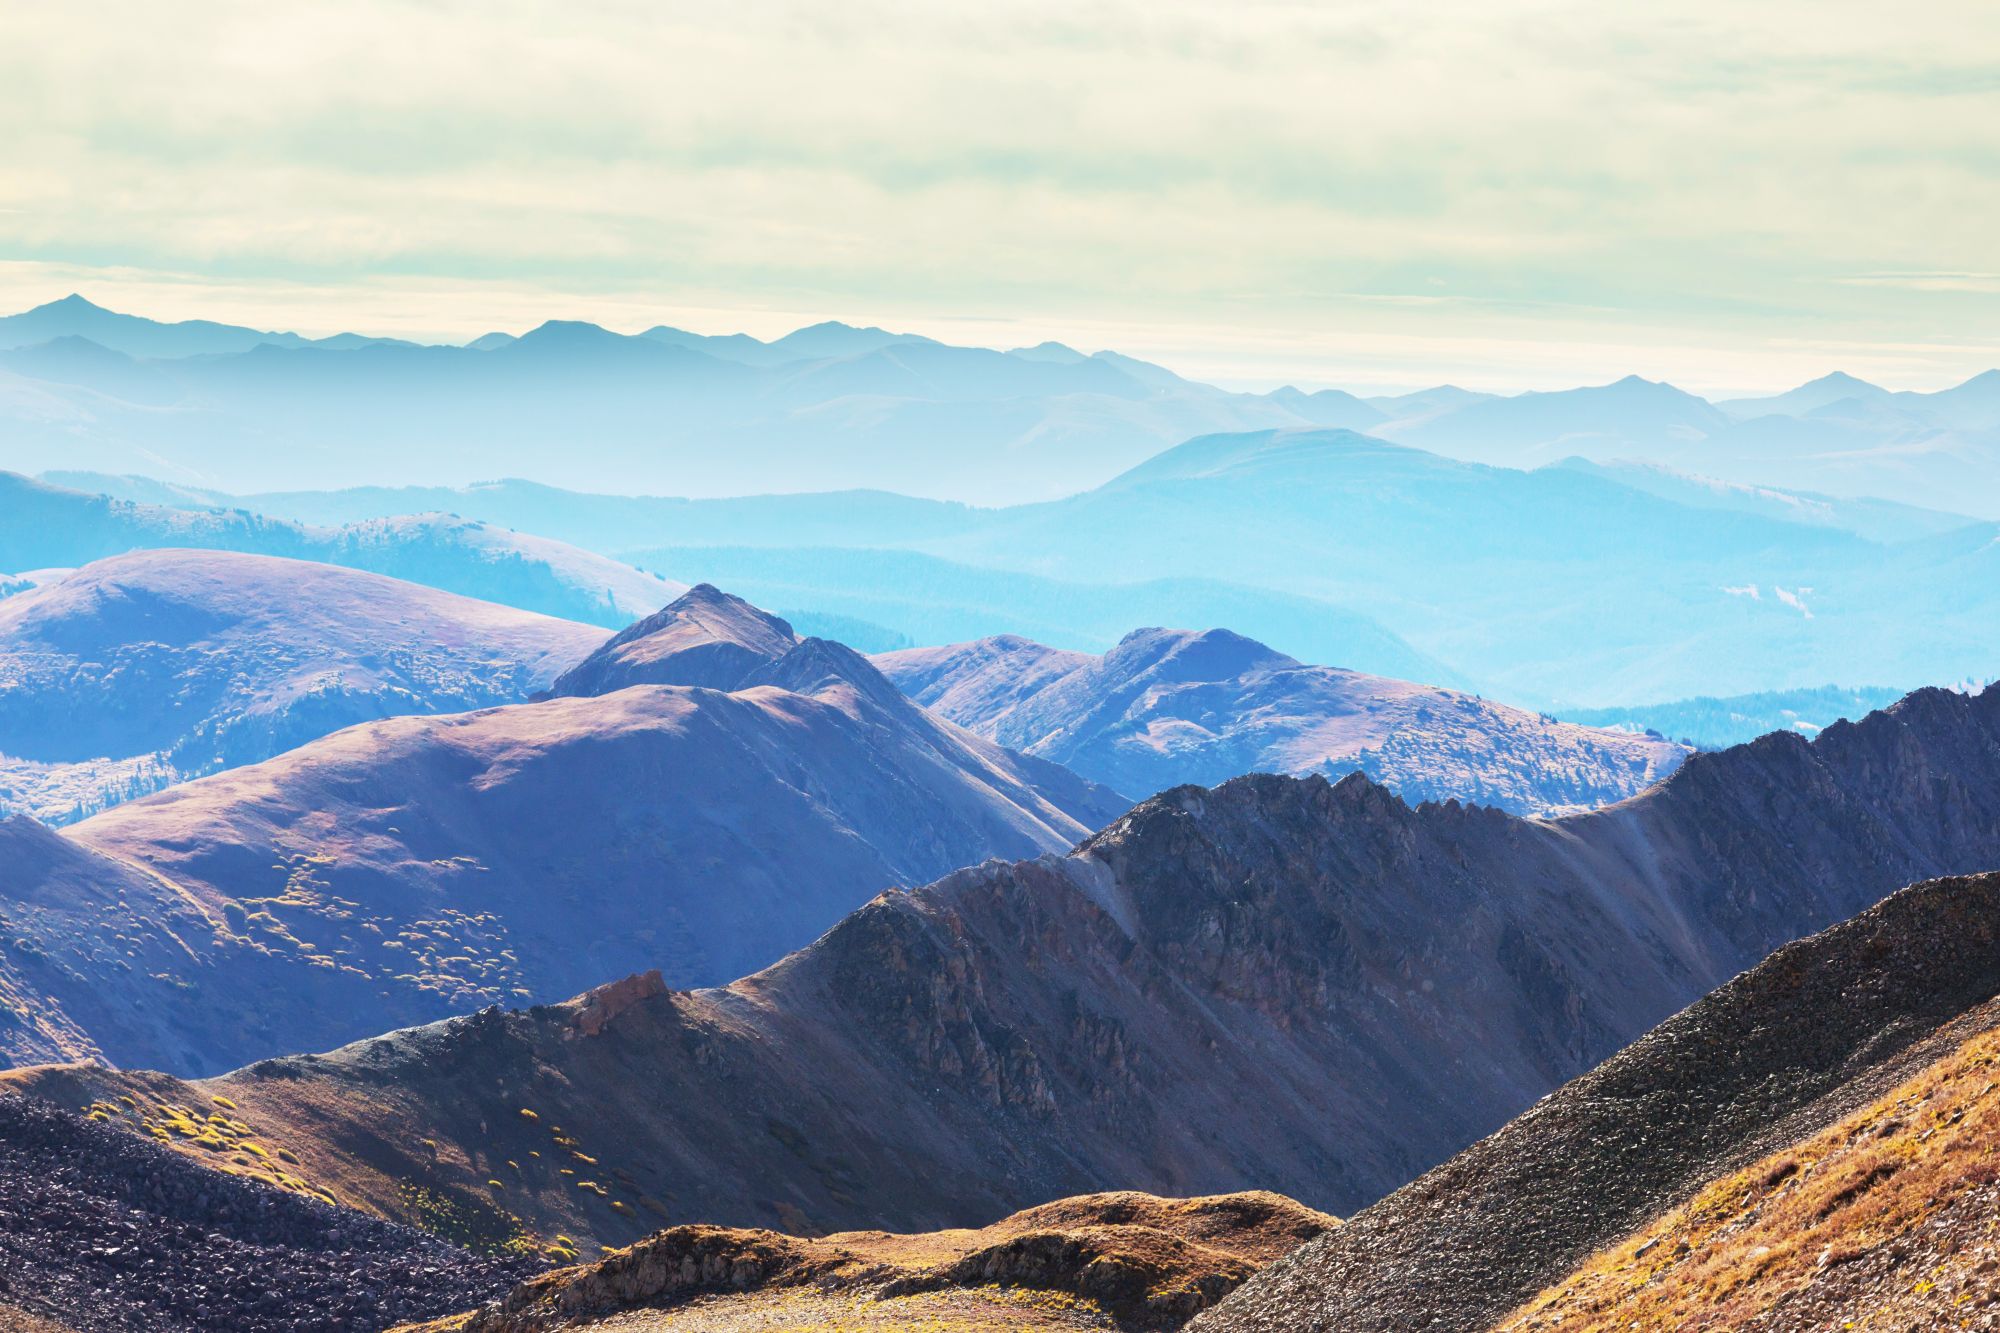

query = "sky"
(3, 0), (1999, 394)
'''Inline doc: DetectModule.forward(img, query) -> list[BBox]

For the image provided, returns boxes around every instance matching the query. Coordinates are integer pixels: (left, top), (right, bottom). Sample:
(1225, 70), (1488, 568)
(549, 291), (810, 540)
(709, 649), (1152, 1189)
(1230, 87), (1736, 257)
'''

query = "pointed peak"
(547, 584), (796, 697)
(1105, 625), (1296, 680)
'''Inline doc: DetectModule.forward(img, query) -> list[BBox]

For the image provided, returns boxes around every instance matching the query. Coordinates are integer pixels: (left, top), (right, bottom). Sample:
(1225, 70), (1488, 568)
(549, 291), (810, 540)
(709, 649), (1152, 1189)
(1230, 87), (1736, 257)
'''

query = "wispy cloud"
(1838, 272), (2000, 293)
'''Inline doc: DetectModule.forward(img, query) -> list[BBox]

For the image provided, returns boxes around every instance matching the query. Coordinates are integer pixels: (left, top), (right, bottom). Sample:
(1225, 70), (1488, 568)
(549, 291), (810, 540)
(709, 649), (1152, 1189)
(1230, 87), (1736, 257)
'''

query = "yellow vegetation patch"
(1496, 1024), (2000, 1332)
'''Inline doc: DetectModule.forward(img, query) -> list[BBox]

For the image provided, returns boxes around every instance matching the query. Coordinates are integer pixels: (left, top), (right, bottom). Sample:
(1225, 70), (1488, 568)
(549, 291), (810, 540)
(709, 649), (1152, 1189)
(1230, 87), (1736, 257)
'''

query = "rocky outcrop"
(569, 971), (668, 1038)
(875, 627), (1685, 812)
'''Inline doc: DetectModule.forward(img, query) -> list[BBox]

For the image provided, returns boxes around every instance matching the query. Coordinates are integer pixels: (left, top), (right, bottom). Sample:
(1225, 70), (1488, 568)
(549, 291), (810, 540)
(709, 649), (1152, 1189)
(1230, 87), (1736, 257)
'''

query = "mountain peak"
(1105, 625), (1299, 682)
(546, 583), (798, 697)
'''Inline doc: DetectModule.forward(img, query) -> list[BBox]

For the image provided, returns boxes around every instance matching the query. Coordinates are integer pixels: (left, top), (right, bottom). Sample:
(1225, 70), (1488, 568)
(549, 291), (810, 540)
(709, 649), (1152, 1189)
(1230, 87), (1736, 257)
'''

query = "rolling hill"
(875, 628), (1684, 812)
(17, 683), (1998, 1257)
(0, 550), (606, 822)
(0, 472), (684, 629)
(0, 586), (1121, 1074)
(396, 1190), (1334, 1333)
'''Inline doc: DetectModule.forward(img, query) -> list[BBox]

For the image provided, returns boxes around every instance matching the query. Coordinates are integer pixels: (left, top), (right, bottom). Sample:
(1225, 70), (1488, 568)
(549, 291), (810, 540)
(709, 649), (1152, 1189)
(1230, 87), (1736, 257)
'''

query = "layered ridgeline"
(0, 585), (1121, 1074)
(0, 471), (684, 629)
(875, 629), (1684, 813)
(6, 296), (1999, 512)
(19, 684), (1999, 1258)
(0, 296), (1392, 504)
(1198, 872), (2000, 1332)
(0, 550), (607, 822)
(596, 429), (2000, 706)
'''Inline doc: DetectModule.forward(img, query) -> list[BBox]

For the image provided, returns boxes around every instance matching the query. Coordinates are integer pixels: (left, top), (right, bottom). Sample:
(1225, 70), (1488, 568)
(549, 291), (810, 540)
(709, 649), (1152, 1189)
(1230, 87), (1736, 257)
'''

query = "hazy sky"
(4, 0), (1998, 393)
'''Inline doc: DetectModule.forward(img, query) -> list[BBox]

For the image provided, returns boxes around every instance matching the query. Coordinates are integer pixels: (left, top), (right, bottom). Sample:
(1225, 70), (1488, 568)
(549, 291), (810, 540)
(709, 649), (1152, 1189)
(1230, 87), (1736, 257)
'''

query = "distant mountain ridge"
(0, 584), (1122, 1074)
(875, 628), (1684, 813)
(11, 294), (1993, 510)
(20, 682), (2000, 1254)
(0, 295), (1401, 503)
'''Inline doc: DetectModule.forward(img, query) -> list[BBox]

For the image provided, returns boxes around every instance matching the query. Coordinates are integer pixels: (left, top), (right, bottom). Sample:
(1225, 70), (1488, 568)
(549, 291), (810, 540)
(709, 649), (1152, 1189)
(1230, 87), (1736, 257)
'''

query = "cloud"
(2, 0), (1997, 391)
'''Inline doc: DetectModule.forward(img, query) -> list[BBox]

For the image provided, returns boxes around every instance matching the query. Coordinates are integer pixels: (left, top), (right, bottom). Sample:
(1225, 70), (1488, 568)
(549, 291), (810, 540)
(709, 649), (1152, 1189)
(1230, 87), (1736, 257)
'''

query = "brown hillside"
(394, 1190), (1334, 1333)
(1495, 1022), (2000, 1330)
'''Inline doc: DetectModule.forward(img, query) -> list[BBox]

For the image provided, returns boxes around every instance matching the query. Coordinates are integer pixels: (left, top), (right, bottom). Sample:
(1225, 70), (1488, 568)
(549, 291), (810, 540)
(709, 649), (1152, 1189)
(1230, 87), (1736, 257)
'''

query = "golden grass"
(1494, 1024), (2000, 1331)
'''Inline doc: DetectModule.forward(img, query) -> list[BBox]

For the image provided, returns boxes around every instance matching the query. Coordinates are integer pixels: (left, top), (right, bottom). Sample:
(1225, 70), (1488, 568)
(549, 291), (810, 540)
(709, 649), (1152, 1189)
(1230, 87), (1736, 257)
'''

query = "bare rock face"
(875, 627), (1685, 813)
(570, 971), (667, 1038)
(2, 586), (1124, 1076)
(26, 684), (1999, 1257)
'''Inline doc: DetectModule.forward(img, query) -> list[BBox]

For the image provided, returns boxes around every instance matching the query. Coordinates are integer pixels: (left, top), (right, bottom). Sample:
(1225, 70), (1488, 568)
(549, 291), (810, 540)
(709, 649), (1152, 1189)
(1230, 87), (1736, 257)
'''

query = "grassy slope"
(1495, 1022), (2000, 1331)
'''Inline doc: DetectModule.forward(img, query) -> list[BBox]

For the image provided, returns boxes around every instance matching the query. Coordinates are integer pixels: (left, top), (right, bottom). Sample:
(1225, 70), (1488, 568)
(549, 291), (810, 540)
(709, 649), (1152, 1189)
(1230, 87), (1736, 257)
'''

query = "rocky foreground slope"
(876, 627), (1684, 812)
(396, 1191), (1333, 1333)
(0, 1093), (528, 1333)
(0, 550), (605, 822)
(0, 585), (1121, 1074)
(1194, 871), (2000, 1333)
(16, 684), (2000, 1257)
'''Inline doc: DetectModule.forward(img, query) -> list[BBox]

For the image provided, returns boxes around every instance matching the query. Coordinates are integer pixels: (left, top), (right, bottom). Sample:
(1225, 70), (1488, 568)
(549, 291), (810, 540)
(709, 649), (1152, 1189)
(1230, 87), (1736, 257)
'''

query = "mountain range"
(16, 681), (1998, 1258)
(0, 550), (605, 822)
(0, 296), (1375, 504)
(874, 628), (1684, 813)
(7, 296), (1999, 515)
(0, 584), (1121, 1074)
